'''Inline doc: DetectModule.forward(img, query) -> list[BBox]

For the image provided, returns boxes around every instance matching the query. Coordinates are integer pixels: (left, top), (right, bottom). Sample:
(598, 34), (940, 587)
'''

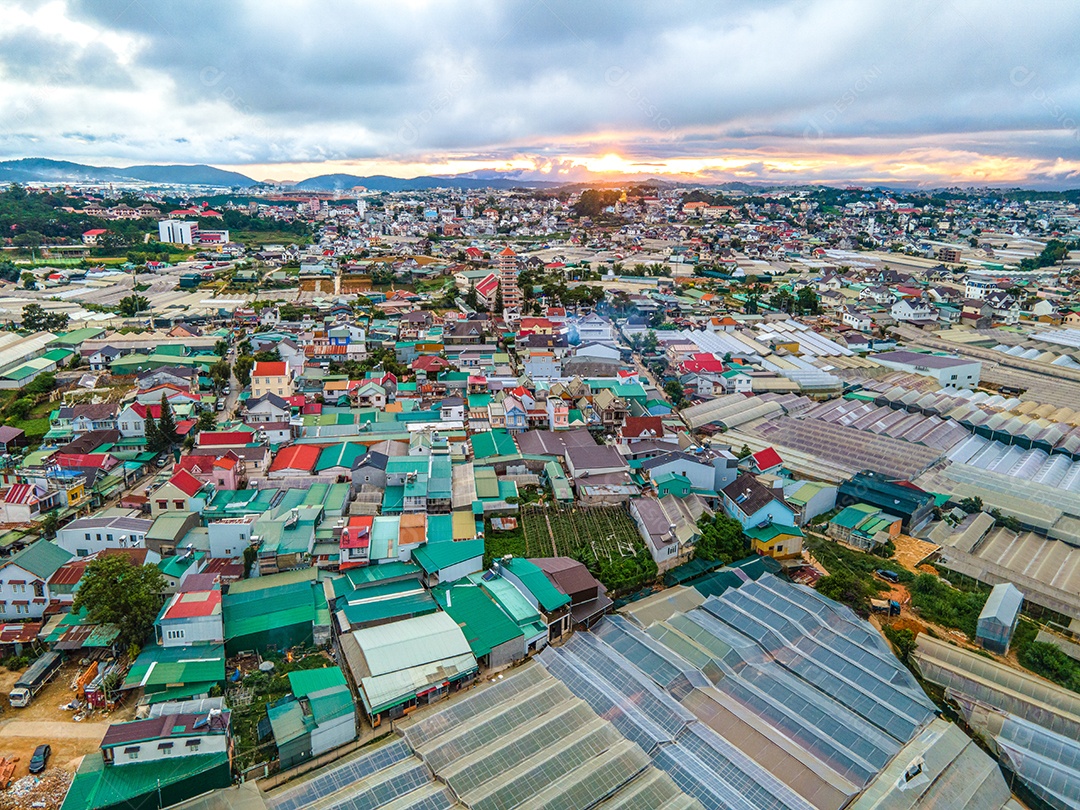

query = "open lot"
(0, 661), (135, 780)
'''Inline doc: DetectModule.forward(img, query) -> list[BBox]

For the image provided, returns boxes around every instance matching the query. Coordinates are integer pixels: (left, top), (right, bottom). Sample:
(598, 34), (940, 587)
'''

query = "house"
(55, 515), (153, 557)
(841, 306), (873, 332)
(618, 416), (675, 448)
(748, 446), (783, 475)
(339, 515), (373, 570)
(267, 666), (357, 769)
(0, 541), (73, 619)
(868, 350), (981, 387)
(494, 556), (573, 640)
(82, 228), (108, 245)
(630, 493), (712, 571)
(782, 480), (838, 525)
(720, 368), (753, 394)
(251, 361), (293, 399)
(522, 350), (560, 380)
(546, 397), (569, 430)
(891, 297), (938, 324)
(156, 586), (224, 647)
(828, 503), (903, 551)
(531, 556), (612, 629)
(53, 403), (119, 436)
(412, 539), (484, 587)
(243, 393), (291, 424)
(0, 483), (63, 523)
(150, 470), (208, 517)
(721, 474), (797, 530)
(339, 611), (478, 725)
(746, 522), (804, 560)
(64, 710), (232, 810)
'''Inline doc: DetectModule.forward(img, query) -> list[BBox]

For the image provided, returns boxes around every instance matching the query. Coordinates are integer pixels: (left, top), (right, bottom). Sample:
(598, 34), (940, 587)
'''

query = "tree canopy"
(72, 554), (166, 650)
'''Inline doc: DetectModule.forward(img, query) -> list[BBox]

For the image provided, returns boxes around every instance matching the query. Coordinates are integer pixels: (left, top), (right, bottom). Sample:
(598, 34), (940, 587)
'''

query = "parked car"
(155, 456), (169, 468)
(875, 568), (900, 584)
(29, 744), (50, 774)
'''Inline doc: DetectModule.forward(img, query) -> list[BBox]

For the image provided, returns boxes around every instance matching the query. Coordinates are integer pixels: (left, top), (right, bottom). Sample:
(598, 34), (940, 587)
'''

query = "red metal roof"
(197, 431), (252, 447)
(752, 446), (784, 471)
(163, 589), (221, 620)
(168, 469), (204, 497)
(268, 443), (321, 473)
(253, 361), (288, 377)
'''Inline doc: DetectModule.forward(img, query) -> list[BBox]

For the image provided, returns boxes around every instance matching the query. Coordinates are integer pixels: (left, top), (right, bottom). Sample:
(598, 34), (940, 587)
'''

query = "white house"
(100, 711), (231, 766)
(156, 588), (224, 647)
(721, 474), (797, 530)
(0, 541), (73, 620)
(842, 306), (873, 332)
(56, 516), (154, 558)
(890, 298), (938, 324)
(207, 517), (254, 559)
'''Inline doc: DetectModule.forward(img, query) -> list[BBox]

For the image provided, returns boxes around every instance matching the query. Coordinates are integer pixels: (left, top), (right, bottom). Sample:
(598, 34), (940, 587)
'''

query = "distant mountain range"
(0, 158), (258, 187)
(291, 172), (561, 192)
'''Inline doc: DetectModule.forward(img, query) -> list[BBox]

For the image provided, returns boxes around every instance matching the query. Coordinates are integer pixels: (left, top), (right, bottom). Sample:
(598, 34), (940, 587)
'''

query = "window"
(84, 533), (91, 541)
(158, 742), (173, 755)
(186, 739), (201, 751)
(77, 549), (89, 557)
(15, 604), (28, 615)
(174, 500), (185, 509)
(106, 534), (113, 543)
(157, 500), (168, 510)
(34, 582), (44, 597)
(126, 747), (139, 760)
(12, 584), (25, 594)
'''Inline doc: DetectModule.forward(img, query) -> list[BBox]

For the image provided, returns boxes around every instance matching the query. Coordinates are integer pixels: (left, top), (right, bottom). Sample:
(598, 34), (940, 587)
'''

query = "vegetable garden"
(519, 503), (657, 593)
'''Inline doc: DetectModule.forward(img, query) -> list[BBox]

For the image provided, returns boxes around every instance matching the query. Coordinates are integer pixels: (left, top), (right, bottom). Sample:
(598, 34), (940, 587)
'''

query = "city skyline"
(3, 0), (1080, 187)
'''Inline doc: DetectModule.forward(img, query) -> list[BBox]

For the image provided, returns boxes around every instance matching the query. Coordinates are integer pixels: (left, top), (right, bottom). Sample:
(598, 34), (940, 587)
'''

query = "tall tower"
(497, 246), (521, 315)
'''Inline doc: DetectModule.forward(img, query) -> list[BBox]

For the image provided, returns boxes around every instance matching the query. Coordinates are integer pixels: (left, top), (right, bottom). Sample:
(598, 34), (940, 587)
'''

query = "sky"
(2, 0), (1080, 187)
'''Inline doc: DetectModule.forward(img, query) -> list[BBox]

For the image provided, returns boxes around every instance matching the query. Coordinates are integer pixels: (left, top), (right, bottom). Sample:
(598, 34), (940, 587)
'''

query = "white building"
(157, 589), (224, 647)
(965, 276), (1000, 300)
(890, 298), (938, 324)
(0, 541), (73, 620)
(207, 517), (254, 559)
(56, 516), (154, 558)
(869, 350), (981, 387)
(100, 711), (230, 766)
(158, 220), (198, 245)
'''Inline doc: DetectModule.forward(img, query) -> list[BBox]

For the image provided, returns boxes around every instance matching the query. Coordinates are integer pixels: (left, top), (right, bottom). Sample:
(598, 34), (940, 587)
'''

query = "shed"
(977, 583), (1024, 655)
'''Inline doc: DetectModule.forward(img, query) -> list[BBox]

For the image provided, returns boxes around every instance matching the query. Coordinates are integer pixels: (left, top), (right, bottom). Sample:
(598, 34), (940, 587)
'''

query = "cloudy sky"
(3, 0), (1080, 186)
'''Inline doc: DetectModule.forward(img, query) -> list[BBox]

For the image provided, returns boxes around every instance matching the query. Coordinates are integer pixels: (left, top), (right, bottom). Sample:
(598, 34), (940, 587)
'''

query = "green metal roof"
(61, 751), (230, 810)
(434, 580), (523, 658)
(267, 699), (310, 745)
(4, 540), (73, 579)
(502, 557), (571, 613)
(287, 665), (347, 697)
(470, 429), (518, 459)
(122, 643), (225, 692)
(831, 503), (880, 529)
(744, 523), (803, 543)
(340, 591), (438, 627)
(336, 561), (421, 593)
(412, 539), (485, 574)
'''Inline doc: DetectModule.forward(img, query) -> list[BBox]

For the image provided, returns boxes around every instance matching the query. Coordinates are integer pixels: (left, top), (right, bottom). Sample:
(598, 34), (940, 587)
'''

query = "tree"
(663, 379), (686, 407)
(21, 272), (36, 290)
(213, 339), (229, 357)
(157, 394), (178, 446)
(145, 412), (164, 454)
(20, 303), (68, 332)
(73, 554), (166, 650)
(0, 260), (18, 283)
(234, 354), (255, 387)
(694, 515), (748, 564)
(117, 294), (149, 317)
(958, 496), (983, 514)
(883, 625), (917, 660)
(737, 444), (752, 459)
(196, 410), (217, 432)
(642, 330), (659, 354)
(464, 286), (479, 310)
(210, 359), (231, 389)
(769, 289), (796, 314)
(795, 287), (821, 315)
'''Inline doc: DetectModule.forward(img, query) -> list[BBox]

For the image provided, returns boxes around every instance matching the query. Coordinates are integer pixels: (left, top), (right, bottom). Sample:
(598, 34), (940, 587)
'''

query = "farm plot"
(521, 503), (658, 593)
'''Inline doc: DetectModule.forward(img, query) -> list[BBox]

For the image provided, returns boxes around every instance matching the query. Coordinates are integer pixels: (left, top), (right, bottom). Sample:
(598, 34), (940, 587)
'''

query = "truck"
(871, 599), (902, 616)
(8, 652), (63, 708)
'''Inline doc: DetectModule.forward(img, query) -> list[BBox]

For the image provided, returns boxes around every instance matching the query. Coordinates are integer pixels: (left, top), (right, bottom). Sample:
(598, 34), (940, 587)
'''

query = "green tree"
(21, 272), (36, 290)
(196, 410), (217, 432)
(795, 287), (821, 315)
(213, 339), (229, 357)
(642, 330), (659, 353)
(663, 379), (686, 407)
(234, 354), (255, 387)
(73, 554), (166, 649)
(736, 444), (752, 459)
(883, 625), (917, 660)
(20, 303), (68, 332)
(6, 397), (33, 420)
(769, 289), (796, 313)
(694, 515), (748, 564)
(958, 496), (984, 514)
(157, 394), (178, 446)
(117, 294), (149, 317)
(465, 286), (479, 310)
(209, 359), (231, 389)
(0, 260), (18, 283)
(145, 412), (163, 454)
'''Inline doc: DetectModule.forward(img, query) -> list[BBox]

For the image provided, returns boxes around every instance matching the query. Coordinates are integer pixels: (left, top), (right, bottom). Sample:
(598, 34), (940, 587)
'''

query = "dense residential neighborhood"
(0, 177), (1079, 808)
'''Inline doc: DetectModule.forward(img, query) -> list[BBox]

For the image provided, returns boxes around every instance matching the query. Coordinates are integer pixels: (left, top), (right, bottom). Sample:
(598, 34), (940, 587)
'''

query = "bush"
(1018, 641), (1080, 692)
(908, 574), (988, 638)
(883, 625), (917, 660)
(816, 569), (879, 615)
